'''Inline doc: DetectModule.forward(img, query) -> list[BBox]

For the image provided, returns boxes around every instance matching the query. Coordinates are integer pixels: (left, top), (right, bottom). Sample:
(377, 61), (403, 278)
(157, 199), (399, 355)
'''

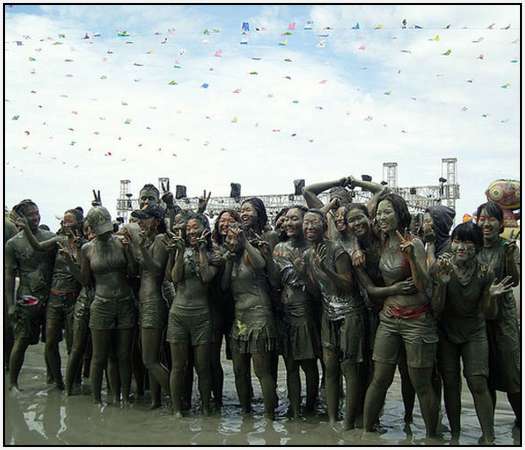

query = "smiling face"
(62, 212), (78, 233)
(346, 208), (370, 238)
(284, 208), (304, 239)
(302, 212), (324, 243)
(451, 238), (476, 263)
(334, 206), (348, 233)
(376, 200), (398, 234)
(186, 218), (204, 248)
(477, 208), (501, 241)
(240, 202), (257, 229)
(218, 212), (238, 237)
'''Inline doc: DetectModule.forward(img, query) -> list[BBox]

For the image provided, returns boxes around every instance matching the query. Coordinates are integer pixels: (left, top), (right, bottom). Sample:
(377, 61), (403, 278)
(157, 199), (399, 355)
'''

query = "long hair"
(241, 197), (268, 234)
(212, 209), (241, 245)
(58, 207), (85, 237)
(374, 192), (411, 233)
(12, 199), (38, 217)
(425, 205), (455, 256)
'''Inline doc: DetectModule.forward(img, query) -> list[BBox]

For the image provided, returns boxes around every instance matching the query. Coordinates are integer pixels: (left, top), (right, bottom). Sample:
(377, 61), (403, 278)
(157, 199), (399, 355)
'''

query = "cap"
(86, 206), (113, 236)
(131, 205), (165, 220)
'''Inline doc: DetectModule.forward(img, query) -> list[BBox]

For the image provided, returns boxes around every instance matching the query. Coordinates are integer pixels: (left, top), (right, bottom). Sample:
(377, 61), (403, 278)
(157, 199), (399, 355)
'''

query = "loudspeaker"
(175, 185), (187, 199)
(230, 183), (241, 200)
(361, 174), (372, 182)
(293, 179), (305, 195)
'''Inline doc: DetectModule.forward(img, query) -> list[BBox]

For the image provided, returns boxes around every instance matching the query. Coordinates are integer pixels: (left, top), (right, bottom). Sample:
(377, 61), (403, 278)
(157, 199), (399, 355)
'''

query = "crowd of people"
(4, 176), (521, 443)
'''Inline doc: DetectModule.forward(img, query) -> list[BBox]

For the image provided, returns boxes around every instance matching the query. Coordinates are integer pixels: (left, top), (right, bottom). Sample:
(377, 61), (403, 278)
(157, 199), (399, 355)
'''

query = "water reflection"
(4, 345), (520, 446)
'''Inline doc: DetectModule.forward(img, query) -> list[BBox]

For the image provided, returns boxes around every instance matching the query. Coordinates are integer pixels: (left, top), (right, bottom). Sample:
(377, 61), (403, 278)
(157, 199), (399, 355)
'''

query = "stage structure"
(116, 160), (460, 222)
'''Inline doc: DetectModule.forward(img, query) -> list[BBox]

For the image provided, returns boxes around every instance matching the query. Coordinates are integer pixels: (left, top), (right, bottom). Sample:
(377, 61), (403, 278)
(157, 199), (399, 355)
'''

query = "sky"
(4, 4), (521, 228)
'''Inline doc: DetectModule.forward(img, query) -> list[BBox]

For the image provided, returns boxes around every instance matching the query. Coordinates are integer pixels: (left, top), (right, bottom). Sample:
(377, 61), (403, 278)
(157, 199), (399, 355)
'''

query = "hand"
(229, 223), (245, 247)
(326, 197), (340, 212)
(397, 230), (416, 258)
(57, 240), (76, 262)
(489, 276), (514, 297)
(164, 230), (185, 253)
(12, 213), (29, 231)
(391, 278), (417, 295)
(120, 228), (132, 247)
(160, 180), (174, 207)
(313, 242), (328, 269)
(197, 189), (212, 213)
(196, 229), (211, 249)
(351, 249), (366, 268)
(92, 189), (102, 207)
(435, 255), (453, 284)
(252, 233), (272, 258)
(346, 175), (356, 188)
(222, 250), (235, 262)
(338, 176), (349, 187)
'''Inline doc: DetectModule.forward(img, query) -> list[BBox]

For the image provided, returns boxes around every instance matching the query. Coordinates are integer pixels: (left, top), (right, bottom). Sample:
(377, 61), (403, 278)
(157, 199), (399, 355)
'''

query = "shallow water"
(4, 342), (520, 446)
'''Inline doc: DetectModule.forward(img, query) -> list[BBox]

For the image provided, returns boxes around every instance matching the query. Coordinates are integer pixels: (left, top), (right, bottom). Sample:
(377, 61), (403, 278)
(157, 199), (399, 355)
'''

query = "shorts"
(166, 308), (211, 345)
(10, 298), (47, 345)
(46, 293), (78, 328)
(438, 331), (489, 378)
(139, 298), (168, 330)
(230, 319), (277, 354)
(321, 308), (365, 363)
(373, 310), (438, 369)
(89, 294), (135, 330)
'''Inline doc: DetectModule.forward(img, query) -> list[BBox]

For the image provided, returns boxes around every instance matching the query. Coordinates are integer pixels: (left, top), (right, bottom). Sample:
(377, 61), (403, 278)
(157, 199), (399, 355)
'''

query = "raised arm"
(16, 216), (59, 251)
(398, 232), (430, 293)
(303, 178), (348, 209)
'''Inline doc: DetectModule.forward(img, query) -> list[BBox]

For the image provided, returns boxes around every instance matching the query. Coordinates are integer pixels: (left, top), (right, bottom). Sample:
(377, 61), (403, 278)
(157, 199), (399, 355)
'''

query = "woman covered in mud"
(127, 205), (171, 409)
(362, 192), (439, 437)
(165, 212), (217, 417)
(15, 207), (86, 391)
(271, 205), (321, 417)
(64, 222), (95, 395)
(80, 206), (137, 404)
(475, 201), (521, 428)
(302, 209), (365, 429)
(210, 209), (242, 407)
(432, 221), (513, 443)
(422, 205), (456, 267)
(221, 221), (278, 419)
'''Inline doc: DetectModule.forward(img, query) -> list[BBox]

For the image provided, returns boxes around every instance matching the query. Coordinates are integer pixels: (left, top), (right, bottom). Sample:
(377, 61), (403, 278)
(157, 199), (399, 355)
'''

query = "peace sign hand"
(197, 189), (212, 214)
(397, 230), (416, 258)
(160, 180), (174, 207)
(196, 229), (211, 249)
(435, 254), (453, 284)
(489, 275), (514, 298)
(92, 189), (102, 207)
(57, 240), (76, 262)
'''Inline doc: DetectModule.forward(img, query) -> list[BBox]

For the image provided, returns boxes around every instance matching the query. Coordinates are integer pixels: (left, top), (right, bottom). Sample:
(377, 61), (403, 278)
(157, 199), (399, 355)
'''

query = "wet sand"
(4, 342), (520, 446)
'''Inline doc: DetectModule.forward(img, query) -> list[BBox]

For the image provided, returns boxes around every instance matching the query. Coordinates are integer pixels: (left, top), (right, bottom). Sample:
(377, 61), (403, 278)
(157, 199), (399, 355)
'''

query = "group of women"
(4, 176), (521, 443)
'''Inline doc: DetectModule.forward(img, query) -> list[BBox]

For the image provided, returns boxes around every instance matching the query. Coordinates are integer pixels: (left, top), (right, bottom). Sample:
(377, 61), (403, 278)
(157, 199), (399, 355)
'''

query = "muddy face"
(302, 212), (323, 243)
(218, 212), (238, 237)
(334, 206), (348, 233)
(284, 208), (304, 239)
(240, 202), (257, 229)
(477, 208), (501, 241)
(346, 208), (369, 238)
(186, 218), (204, 248)
(451, 239), (476, 263)
(376, 200), (398, 234)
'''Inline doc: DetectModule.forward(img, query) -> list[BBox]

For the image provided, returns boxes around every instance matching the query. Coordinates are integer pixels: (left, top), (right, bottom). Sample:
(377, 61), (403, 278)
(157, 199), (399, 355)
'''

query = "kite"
(117, 31), (130, 37)
(319, 80), (327, 84)
(284, 58), (292, 62)
(352, 22), (360, 30)
(304, 21), (313, 30)
(168, 80), (178, 85)
(443, 24), (451, 29)
(374, 24), (383, 30)
(487, 23), (495, 29)
(279, 40), (287, 46)
(414, 25), (423, 29)
(249, 71), (258, 75)
(240, 39), (248, 45)
(510, 59), (518, 63)
(214, 49), (223, 57)
(442, 49), (452, 56)
(201, 83), (209, 88)
(402, 19), (407, 29)
(501, 24), (511, 30)
(472, 37), (484, 43)
(477, 54), (485, 60)
(124, 118), (132, 124)
(12, 115), (19, 120)
(384, 91), (391, 95)
(288, 22), (296, 30)
(232, 88), (241, 93)
(242, 22), (250, 32)
(501, 83), (510, 88)
(429, 34), (440, 41)
(401, 49), (412, 54)
(358, 44), (366, 50)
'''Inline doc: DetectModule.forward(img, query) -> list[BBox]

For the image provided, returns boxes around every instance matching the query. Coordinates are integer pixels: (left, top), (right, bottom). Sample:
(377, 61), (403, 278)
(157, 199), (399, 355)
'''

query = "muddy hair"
(451, 222), (484, 251)
(12, 199), (38, 217)
(305, 208), (328, 232)
(212, 209), (241, 245)
(185, 211), (212, 250)
(475, 201), (505, 233)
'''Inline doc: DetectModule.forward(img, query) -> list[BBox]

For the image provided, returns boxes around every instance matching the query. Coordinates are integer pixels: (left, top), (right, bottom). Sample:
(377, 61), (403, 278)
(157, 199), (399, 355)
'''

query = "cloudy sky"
(5, 4), (520, 227)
